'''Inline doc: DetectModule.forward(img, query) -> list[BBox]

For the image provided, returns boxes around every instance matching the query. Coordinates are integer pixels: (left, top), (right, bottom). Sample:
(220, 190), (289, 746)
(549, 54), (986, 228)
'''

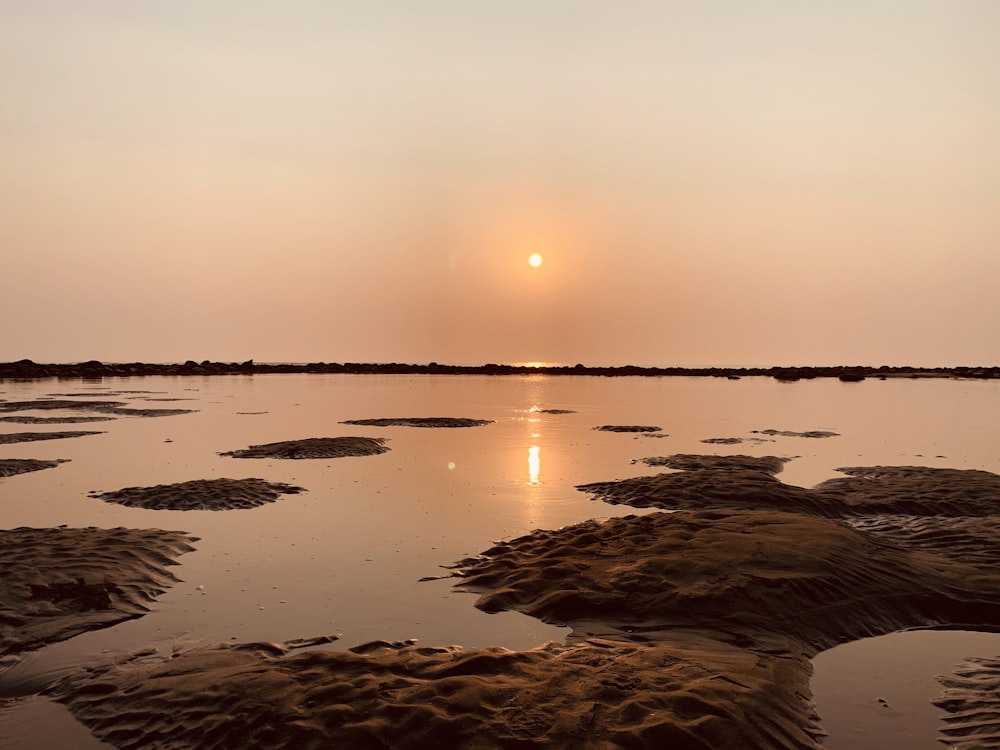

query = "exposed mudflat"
(0, 527), (197, 658)
(341, 417), (494, 428)
(0, 431), (104, 445)
(88, 478), (306, 511)
(0, 458), (69, 478)
(220, 436), (390, 459)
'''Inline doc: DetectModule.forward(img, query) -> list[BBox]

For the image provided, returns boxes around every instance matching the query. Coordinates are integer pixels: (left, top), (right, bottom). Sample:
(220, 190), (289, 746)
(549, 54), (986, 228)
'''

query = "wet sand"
(0, 458), (69, 478)
(219, 436), (390, 459)
(30, 458), (1000, 749)
(3, 380), (999, 748)
(88, 478), (306, 511)
(0, 527), (197, 659)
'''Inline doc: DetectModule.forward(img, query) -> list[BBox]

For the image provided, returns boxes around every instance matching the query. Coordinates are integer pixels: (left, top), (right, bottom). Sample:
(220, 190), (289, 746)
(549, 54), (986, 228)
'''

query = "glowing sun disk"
(528, 253), (543, 268)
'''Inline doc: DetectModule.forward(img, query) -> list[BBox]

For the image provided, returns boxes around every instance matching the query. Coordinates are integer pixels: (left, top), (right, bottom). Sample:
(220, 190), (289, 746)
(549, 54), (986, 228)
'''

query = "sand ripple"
(341, 417), (493, 428)
(45, 635), (820, 750)
(0, 527), (197, 657)
(38, 450), (1000, 748)
(0, 458), (69, 478)
(0, 431), (104, 445)
(579, 468), (838, 516)
(452, 509), (1000, 653)
(594, 425), (662, 433)
(220, 436), (389, 459)
(0, 398), (195, 419)
(752, 429), (839, 438)
(816, 465), (1000, 516)
(638, 453), (790, 475)
(581, 458), (1000, 519)
(96, 406), (196, 417)
(843, 515), (1000, 568)
(0, 399), (125, 413)
(0, 415), (116, 424)
(934, 656), (1000, 750)
(88, 478), (306, 511)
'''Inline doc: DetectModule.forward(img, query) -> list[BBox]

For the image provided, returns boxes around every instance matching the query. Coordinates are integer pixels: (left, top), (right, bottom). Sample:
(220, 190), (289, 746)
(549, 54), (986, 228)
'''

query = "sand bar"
(0, 527), (197, 658)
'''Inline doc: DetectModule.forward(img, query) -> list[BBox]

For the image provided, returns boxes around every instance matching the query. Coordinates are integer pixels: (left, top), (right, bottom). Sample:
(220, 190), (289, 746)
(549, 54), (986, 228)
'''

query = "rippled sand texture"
(0, 416), (116, 424)
(88, 478), (306, 511)
(45, 636), (818, 750)
(593, 425), (663, 433)
(934, 656), (1000, 750)
(0, 528), (197, 657)
(42, 457), (1000, 749)
(340, 417), (493, 428)
(219, 436), (389, 459)
(0, 458), (69, 478)
(0, 431), (104, 445)
(0, 398), (196, 419)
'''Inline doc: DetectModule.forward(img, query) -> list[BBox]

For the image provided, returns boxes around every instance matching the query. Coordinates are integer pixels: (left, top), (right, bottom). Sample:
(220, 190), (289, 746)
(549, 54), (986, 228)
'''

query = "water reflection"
(523, 397), (547, 528)
(7, 374), (998, 750)
(527, 445), (541, 485)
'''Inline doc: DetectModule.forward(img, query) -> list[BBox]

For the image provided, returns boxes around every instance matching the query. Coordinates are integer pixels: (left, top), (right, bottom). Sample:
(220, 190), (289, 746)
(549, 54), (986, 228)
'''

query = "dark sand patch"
(0, 458), (69, 478)
(579, 466), (835, 515)
(0, 527), (197, 657)
(0, 398), (195, 419)
(0, 415), (117, 424)
(341, 417), (493, 428)
(815, 465), (1000, 516)
(843, 515), (1000, 568)
(94, 406), (196, 418)
(35, 443), (1000, 748)
(126, 397), (194, 402)
(452, 509), (1000, 653)
(88, 478), (306, 511)
(0, 431), (104, 445)
(220, 436), (389, 459)
(933, 656), (1000, 749)
(47, 504), (1000, 750)
(44, 392), (131, 398)
(594, 425), (662, 433)
(751, 429), (839, 439)
(45, 635), (820, 750)
(0, 399), (125, 413)
(637, 453), (790, 475)
(701, 437), (773, 445)
(580, 458), (1000, 519)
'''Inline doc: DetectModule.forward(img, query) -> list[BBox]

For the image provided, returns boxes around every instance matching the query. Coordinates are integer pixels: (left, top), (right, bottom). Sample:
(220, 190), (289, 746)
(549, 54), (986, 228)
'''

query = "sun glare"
(528, 252), (543, 268)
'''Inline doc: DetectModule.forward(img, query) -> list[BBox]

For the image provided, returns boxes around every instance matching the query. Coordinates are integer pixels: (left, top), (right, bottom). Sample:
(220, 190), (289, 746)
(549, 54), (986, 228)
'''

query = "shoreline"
(2, 359), (999, 381)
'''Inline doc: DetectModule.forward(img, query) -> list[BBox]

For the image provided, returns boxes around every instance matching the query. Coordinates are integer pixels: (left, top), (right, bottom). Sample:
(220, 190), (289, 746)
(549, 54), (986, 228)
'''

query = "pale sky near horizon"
(2, 1), (998, 367)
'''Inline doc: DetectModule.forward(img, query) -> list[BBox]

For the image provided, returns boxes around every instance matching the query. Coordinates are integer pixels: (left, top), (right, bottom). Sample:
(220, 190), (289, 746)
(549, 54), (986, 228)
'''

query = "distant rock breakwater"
(3, 359), (998, 380)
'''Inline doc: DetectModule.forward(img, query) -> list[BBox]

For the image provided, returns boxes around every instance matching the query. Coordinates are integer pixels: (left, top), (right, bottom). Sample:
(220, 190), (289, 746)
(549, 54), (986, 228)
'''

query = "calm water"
(1, 373), (998, 748)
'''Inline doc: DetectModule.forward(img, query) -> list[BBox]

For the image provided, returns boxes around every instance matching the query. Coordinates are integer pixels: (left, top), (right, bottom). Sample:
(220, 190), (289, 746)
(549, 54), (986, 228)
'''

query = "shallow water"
(812, 629), (1000, 749)
(1, 373), (998, 747)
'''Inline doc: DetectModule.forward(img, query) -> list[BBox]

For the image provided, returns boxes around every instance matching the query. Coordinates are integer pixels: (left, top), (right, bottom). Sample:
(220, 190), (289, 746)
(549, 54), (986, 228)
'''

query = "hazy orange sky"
(2, 2), (998, 367)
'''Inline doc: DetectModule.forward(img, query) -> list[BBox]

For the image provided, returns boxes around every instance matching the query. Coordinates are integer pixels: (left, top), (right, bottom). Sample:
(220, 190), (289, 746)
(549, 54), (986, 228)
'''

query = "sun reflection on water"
(527, 445), (541, 486)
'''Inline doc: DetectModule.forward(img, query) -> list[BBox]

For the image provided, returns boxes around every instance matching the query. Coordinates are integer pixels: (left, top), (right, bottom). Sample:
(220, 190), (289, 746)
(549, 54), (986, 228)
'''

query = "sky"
(2, 1), (998, 367)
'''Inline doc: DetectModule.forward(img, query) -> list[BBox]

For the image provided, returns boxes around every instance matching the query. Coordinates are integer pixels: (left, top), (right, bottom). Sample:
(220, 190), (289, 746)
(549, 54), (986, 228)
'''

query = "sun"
(528, 252), (543, 268)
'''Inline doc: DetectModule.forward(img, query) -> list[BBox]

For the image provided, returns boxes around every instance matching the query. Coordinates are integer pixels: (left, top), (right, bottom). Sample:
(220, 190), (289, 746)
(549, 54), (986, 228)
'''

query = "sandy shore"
(88, 478), (306, 511)
(0, 527), (197, 659)
(19, 457), (998, 748)
(0, 458), (69, 478)
(219, 436), (390, 459)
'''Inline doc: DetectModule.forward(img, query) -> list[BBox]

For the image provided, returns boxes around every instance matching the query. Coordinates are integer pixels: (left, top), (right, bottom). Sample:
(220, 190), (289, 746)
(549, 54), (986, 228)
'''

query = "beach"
(2, 370), (999, 748)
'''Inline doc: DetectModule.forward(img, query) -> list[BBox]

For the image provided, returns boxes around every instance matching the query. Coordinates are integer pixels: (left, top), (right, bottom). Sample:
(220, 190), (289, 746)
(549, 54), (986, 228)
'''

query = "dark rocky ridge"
(2, 359), (998, 380)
